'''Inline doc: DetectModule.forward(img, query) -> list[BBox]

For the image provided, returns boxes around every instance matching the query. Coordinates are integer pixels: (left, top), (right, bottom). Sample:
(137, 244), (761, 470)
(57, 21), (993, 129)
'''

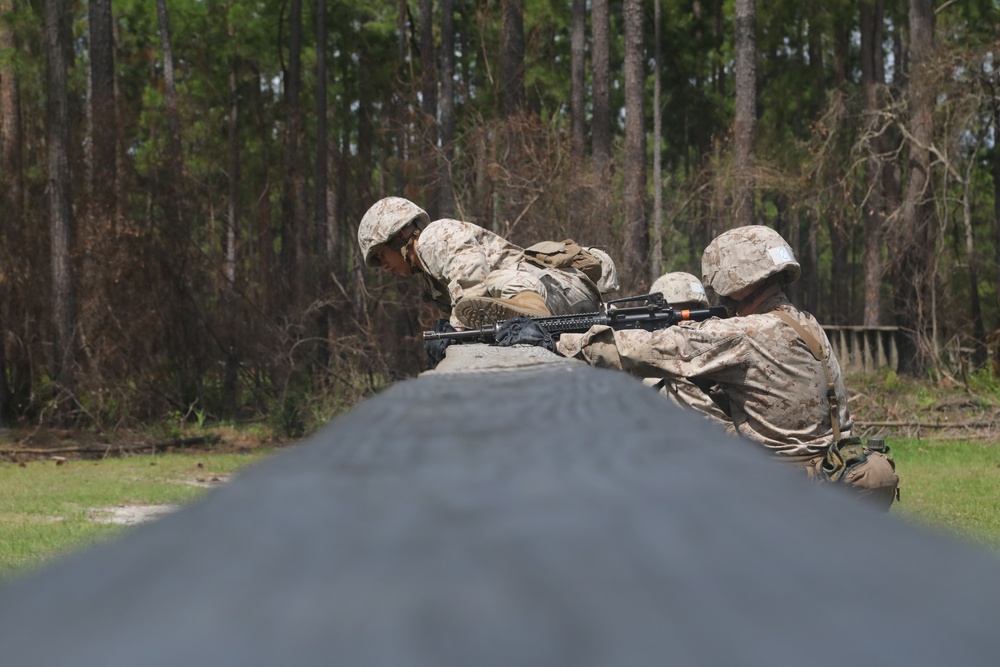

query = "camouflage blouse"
(557, 292), (853, 457)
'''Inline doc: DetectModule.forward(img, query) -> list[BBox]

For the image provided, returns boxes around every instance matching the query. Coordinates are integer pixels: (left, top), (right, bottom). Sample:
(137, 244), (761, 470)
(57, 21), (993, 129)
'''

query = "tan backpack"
(523, 239), (604, 285)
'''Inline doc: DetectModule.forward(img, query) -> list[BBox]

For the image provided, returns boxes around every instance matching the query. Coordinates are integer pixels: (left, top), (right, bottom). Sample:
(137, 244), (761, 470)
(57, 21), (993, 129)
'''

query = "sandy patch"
(87, 473), (234, 525)
(88, 505), (180, 526)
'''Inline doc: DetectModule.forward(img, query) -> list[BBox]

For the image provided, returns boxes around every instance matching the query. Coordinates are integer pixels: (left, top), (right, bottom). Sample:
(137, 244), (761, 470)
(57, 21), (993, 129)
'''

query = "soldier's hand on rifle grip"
(425, 319), (457, 366)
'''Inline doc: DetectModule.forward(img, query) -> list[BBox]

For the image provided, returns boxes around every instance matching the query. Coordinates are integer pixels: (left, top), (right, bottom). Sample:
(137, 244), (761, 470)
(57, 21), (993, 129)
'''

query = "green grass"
(0, 451), (273, 579)
(889, 438), (1000, 553)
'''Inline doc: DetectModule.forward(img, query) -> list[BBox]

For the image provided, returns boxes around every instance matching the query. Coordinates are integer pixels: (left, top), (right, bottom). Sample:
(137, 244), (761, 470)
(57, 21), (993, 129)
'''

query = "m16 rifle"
(422, 293), (728, 344)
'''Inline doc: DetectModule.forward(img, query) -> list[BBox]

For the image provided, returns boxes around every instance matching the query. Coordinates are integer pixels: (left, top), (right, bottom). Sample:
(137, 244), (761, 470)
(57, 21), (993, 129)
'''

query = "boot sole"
(454, 298), (548, 329)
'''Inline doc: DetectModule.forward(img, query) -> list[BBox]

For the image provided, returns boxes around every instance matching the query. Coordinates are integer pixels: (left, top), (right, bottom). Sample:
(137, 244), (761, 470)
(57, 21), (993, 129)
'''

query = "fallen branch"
(0, 435), (222, 457)
(855, 420), (998, 429)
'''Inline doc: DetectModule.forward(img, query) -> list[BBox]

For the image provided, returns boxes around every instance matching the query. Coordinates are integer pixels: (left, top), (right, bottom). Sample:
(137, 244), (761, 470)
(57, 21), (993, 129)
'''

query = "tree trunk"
(826, 14), (850, 325)
(222, 15), (242, 419)
(498, 0), (525, 231)
(0, 0), (24, 227)
(357, 47), (374, 202)
(0, 0), (22, 226)
(355, 40), (377, 318)
(44, 0), (76, 404)
(961, 164), (985, 367)
(993, 71), (1000, 325)
(439, 0), (456, 216)
(329, 42), (345, 285)
(806, 210), (819, 314)
(591, 0), (611, 179)
(155, 0), (184, 236)
(329, 134), (345, 285)
(0, 0), (22, 423)
(826, 216), (849, 325)
(622, 0), (648, 292)
(891, 0), (936, 373)
(316, 0), (328, 264)
(650, 0), (662, 281)
(733, 0), (756, 228)
(570, 0), (586, 158)
(500, 0), (525, 116)
(860, 0), (884, 327)
(280, 0), (304, 302)
(88, 0), (117, 226)
(155, 0), (204, 400)
(313, 0), (332, 382)
(419, 0), (439, 218)
(712, 0), (725, 97)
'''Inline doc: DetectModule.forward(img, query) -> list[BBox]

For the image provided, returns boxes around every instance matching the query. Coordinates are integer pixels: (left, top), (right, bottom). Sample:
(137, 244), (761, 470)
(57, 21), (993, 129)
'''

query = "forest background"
(1, 0), (999, 436)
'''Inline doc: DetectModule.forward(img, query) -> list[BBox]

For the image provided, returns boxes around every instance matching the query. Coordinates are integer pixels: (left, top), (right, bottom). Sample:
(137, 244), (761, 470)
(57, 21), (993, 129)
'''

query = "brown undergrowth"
(848, 371), (1000, 443)
(0, 423), (290, 463)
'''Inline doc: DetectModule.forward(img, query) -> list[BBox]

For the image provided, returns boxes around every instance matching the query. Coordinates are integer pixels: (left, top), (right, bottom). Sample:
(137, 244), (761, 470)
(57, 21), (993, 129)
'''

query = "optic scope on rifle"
(422, 293), (728, 344)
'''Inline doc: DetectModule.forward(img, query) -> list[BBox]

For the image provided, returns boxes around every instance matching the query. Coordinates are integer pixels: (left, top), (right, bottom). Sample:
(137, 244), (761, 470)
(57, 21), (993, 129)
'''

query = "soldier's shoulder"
(421, 218), (479, 241)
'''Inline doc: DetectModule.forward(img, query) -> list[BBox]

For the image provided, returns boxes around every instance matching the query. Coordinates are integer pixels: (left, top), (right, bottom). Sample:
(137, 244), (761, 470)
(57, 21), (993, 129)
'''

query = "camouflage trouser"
(788, 439), (900, 512)
(482, 266), (602, 315)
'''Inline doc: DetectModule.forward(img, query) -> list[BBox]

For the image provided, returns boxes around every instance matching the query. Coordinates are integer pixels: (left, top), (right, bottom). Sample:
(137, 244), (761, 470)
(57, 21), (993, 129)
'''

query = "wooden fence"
(822, 325), (900, 373)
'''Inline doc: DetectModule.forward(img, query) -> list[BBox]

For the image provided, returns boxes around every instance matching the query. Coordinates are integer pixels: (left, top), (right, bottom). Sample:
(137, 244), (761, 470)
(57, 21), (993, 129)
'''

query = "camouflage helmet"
(649, 272), (709, 307)
(701, 225), (800, 297)
(358, 197), (430, 267)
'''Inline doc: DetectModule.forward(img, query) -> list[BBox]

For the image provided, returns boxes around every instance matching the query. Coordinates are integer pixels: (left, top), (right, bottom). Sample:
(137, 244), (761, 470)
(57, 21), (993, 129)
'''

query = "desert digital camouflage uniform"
(643, 272), (729, 425)
(414, 218), (603, 328)
(642, 371), (731, 428)
(359, 197), (608, 325)
(547, 225), (897, 509)
(557, 291), (853, 459)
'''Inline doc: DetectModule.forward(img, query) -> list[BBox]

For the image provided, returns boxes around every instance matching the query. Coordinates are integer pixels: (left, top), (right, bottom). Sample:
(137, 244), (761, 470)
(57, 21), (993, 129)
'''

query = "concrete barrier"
(1, 345), (998, 666)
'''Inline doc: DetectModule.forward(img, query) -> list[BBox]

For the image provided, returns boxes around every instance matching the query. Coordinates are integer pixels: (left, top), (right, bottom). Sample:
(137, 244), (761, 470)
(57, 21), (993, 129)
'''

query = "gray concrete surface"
(1, 344), (999, 666)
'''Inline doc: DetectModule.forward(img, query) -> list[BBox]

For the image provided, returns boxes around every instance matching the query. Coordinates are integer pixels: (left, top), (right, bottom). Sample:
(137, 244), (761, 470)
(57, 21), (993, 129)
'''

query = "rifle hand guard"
(421, 294), (728, 346)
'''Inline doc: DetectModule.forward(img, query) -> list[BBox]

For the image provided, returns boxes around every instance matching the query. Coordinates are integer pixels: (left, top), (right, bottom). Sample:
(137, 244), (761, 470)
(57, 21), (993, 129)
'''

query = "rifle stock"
(423, 293), (728, 344)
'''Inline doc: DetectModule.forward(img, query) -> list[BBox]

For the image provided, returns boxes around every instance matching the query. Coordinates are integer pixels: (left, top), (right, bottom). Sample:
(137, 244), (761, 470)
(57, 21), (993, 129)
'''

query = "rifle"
(423, 293), (728, 344)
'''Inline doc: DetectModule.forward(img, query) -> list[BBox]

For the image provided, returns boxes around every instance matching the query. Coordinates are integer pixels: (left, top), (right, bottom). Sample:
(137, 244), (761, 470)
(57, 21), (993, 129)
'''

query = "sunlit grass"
(0, 451), (274, 578)
(888, 438), (1000, 553)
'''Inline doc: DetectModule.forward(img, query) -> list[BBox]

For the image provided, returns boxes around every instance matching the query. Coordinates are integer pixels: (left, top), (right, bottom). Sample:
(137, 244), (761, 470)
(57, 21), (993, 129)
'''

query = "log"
(0, 345), (998, 666)
(0, 434), (222, 458)
(855, 420), (999, 429)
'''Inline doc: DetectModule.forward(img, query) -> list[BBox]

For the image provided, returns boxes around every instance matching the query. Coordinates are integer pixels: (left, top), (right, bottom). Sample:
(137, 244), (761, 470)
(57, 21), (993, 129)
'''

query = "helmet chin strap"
(400, 227), (423, 273)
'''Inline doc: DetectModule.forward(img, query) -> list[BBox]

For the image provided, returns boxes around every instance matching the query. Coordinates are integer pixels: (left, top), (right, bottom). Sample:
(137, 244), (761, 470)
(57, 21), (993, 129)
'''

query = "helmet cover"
(701, 226), (801, 297)
(358, 197), (430, 267)
(649, 272), (709, 307)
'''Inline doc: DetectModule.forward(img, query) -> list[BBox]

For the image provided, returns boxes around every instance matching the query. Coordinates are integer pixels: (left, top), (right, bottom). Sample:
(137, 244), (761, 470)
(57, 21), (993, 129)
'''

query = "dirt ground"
(88, 504), (184, 525)
(85, 474), (235, 526)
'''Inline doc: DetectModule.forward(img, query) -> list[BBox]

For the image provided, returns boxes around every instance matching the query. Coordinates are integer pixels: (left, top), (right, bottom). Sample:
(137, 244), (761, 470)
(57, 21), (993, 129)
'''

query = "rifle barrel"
(423, 326), (499, 342)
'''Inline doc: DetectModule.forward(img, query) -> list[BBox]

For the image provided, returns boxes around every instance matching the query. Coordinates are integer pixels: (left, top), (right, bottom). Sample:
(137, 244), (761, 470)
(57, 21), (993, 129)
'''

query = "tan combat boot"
(454, 291), (552, 328)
